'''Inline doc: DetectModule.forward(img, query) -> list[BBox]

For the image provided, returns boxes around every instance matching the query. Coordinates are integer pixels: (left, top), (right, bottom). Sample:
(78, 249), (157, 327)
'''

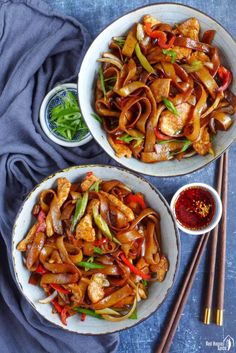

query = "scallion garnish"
(98, 67), (106, 96)
(113, 36), (126, 48)
(181, 60), (203, 73)
(50, 90), (89, 141)
(91, 112), (102, 123)
(161, 97), (179, 116)
(117, 133), (144, 147)
(162, 49), (177, 64)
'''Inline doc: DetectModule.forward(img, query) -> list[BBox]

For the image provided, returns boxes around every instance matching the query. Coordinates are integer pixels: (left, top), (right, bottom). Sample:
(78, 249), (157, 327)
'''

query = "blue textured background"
(45, 1), (236, 352)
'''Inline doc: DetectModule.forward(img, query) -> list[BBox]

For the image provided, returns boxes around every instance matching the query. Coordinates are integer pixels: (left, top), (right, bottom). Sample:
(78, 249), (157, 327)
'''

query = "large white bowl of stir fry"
(12, 165), (179, 334)
(78, 4), (236, 176)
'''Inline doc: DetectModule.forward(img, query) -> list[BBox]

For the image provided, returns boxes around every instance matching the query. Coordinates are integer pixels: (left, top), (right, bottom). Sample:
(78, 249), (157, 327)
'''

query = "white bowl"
(78, 3), (236, 177)
(12, 165), (180, 335)
(40, 83), (92, 147)
(170, 182), (222, 235)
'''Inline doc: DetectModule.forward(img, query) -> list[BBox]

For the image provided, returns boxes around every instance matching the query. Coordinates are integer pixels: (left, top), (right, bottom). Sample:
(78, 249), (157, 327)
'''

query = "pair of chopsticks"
(203, 151), (228, 326)
(155, 152), (228, 353)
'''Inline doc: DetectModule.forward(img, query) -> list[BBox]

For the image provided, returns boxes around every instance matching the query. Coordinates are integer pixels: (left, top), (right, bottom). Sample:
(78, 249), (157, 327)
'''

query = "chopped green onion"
(141, 279), (148, 287)
(91, 113), (102, 123)
(162, 49), (177, 64)
(93, 247), (103, 255)
(113, 36), (126, 48)
(89, 180), (101, 192)
(77, 261), (105, 269)
(49, 90), (88, 141)
(117, 133), (144, 147)
(170, 140), (192, 156)
(104, 76), (117, 91)
(74, 307), (103, 319)
(162, 97), (179, 116)
(98, 67), (106, 96)
(129, 308), (138, 319)
(181, 60), (203, 73)
(92, 207), (120, 245)
(71, 192), (88, 232)
(135, 43), (155, 74)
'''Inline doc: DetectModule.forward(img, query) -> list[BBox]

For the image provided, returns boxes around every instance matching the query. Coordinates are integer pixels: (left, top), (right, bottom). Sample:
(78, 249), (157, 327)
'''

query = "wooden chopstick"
(216, 151), (228, 326)
(155, 232), (210, 353)
(203, 155), (224, 324)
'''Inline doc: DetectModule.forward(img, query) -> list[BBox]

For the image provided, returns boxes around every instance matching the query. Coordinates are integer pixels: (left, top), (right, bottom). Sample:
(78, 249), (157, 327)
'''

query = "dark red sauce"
(175, 186), (215, 230)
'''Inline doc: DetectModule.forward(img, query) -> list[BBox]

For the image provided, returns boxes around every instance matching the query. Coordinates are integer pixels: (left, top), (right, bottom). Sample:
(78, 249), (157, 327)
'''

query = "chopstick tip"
(216, 309), (223, 326)
(203, 308), (211, 325)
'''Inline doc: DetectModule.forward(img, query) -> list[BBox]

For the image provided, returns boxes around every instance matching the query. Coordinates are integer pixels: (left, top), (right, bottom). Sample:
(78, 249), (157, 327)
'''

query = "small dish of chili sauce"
(170, 183), (222, 235)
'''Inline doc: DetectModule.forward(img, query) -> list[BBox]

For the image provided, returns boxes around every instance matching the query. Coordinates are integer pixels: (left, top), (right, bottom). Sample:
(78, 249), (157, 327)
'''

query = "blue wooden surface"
(45, 1), (236, 352)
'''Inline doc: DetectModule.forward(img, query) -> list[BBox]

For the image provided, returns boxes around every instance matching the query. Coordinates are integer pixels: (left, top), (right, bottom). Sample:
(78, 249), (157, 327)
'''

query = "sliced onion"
(97, 58), (123, 70)
(209, 118), (216, 134)
(95, 308), (121, 316)
(101, 297), (137, 322)
(39, 290), (57, 304)
(183, 151), (196, 158)
(136, 23), (145, 42)
(204, 62), (214, 70)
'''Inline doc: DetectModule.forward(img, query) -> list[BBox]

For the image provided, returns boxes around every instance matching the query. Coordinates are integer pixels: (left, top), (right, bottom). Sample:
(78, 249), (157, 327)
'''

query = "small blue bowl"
(40, 83), (92, 147)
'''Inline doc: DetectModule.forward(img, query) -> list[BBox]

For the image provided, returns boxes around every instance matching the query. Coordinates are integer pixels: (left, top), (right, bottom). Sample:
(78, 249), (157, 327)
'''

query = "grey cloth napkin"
(0, 1), (118, 352)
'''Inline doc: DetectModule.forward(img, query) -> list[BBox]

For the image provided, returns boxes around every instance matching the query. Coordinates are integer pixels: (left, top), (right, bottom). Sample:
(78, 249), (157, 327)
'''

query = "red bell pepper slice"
(51, 284), (70, 294)
(60, 307), (68, 326)
(145, 23), (176, 49)
(52, 300), (69, 325)
(126, 194), (146, 210)
(81, 313), (86, 321)
(115, 139), (126, 145)
(217, 65), (232, 92)
(35, 264), (47, 275)
(37, 210), (46, 223)
(120, 253), (151, 279)
(154, 127), (171, 141)
(51, 299), (63, 313)
(36, 210), (46, 233)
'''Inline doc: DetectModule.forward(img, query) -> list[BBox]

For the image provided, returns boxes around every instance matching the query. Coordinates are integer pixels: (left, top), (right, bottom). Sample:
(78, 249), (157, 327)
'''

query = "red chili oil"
(175, 186), (215, 230)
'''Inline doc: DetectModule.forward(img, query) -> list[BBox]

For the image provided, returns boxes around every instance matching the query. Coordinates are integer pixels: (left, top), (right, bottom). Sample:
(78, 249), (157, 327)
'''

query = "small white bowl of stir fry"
(12, 165), (179, 334)
(78, 4), (236, 177)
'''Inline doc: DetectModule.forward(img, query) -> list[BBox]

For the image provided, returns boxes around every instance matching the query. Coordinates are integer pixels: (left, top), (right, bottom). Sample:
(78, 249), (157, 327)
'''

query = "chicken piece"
(87, 273), (110, 304)
(151, 255), (169, 282)
(178, 17), (200, 40)
(159, 103), (191, 136)
(75, 214), (95, 242)
(143, 14), (161, 27)
(193, 127), (212, 156)
(80, 174), (100, 192)
(57, 178), (71, 208)
(150, 78), (172, 103)
(108, 135), (132, 158)
(171, 46), (192, 60)
(154, 141), (188, 161)
(189, 51), (210, 63)
(67, 279), (89, 303)
(86, 199), (100, 215)
(100, 191), (134, 222)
